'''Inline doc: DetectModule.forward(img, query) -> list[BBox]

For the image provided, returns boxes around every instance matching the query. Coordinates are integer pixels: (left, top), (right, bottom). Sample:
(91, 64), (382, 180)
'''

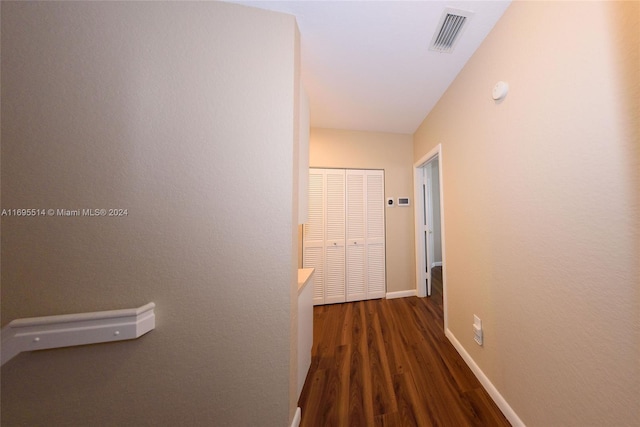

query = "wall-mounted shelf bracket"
(1, 302), (155, 366)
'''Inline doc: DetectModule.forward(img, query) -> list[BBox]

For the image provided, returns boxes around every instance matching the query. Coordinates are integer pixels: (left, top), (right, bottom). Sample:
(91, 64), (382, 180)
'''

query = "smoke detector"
(429, 8), (475, 53)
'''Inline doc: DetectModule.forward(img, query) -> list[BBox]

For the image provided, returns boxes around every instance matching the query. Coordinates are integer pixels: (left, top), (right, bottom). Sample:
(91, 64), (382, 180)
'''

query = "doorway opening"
(413, 144), (447, 328)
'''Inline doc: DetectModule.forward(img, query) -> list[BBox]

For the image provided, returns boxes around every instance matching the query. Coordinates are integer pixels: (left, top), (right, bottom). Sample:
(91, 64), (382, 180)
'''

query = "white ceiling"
(230, 1), (511, 134)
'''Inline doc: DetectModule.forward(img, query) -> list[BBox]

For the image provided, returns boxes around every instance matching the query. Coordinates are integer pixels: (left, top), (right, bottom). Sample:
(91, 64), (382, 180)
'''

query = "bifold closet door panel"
(366, 171), (386, 299)
(346, 170), (366, 302)
(324, 170), (346, 304)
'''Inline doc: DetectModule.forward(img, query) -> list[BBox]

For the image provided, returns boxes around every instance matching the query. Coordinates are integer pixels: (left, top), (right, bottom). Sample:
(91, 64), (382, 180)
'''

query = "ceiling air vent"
(429, 8), (474, 53)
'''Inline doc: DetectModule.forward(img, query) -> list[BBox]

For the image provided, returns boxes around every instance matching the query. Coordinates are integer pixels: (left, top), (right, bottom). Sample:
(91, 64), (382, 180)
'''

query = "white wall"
(414, 1), (639, 425)
(1, 2), (300, 425)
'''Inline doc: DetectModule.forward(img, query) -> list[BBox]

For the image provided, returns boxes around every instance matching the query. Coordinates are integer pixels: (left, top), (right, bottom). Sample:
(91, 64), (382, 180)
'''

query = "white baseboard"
(385, 290), (417, 299)
(431, 261), (442, 268)
(290, 407), (301, 427)
(445, 329), (526, 427)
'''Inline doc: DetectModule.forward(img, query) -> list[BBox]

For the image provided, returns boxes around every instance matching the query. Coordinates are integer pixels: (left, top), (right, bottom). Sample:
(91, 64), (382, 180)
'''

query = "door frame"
(425, 161), (435, 293)
(413, 144), (447, 326)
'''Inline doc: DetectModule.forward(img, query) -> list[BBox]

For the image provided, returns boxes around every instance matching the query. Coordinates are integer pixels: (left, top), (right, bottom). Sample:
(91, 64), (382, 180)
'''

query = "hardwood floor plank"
(339, 302), (354, 346)
(407, 297), (480, 395)
(299, 369), (327, 427)
(314, 304), (344, 363)
(335, 344), (351, 423)
(357, 303), (375, 424)
(348, 302), (375, 426)
(461, 387), (511, 426)
(373, 411), (401, 427)
(299, 271), (510, 427)
(393, 372), (435, 427)
(364, 300), (398, 417)
(391, 299), (471, 426)
(377, 300), (408, 376)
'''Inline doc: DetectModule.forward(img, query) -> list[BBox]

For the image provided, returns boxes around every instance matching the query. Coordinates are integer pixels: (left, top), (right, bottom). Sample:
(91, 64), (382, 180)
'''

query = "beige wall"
(414, 1), (639, 426)
(1, 2), (300, 426)
(309, 128), (415, 293)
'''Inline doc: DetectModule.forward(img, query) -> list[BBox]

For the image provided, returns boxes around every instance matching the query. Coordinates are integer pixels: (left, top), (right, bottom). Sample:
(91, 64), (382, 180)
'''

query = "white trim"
(425, 161), (434, 296)
(1, 303), (156, 365)
(385, 290), (417, 299)
(431, 262), (443, 268)
(438, 147), (448, 332)
(445, 329), (526, 427)
(290, 407), (301, 427)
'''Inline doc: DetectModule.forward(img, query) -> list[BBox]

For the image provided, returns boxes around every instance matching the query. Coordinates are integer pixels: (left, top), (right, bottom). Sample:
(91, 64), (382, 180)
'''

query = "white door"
(425, 164), (434, 296)
(366, 170), (386, 299)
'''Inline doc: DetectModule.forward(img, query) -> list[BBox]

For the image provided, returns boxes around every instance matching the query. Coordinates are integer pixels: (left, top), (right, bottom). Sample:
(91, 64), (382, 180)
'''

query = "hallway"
(298, 268), (510, 426)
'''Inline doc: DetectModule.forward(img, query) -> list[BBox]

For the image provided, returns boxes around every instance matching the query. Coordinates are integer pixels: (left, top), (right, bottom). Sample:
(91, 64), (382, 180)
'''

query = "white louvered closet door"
(304, 168), (385, 305)
(303, 170), (325, 305)
(366, 170), (386, 299)
(324, 170), (346, 304)
(346, 170), (366, 302)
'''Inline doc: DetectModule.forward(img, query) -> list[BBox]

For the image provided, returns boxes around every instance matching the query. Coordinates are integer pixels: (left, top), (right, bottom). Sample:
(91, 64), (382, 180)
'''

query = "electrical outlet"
(473, 315), (483, 346)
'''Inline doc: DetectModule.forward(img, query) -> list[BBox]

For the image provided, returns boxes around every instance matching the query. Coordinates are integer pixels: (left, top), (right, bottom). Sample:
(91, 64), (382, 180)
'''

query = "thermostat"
(397, 197), (410, 207)
(386, 197), (394, 207)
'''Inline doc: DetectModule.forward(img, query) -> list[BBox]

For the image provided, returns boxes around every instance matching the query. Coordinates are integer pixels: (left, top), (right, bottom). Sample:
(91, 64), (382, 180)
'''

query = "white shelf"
(1, 302), (155, 365)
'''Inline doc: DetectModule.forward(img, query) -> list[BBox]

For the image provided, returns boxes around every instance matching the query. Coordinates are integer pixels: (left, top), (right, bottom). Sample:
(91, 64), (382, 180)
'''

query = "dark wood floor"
(298, 268), (511, 427)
